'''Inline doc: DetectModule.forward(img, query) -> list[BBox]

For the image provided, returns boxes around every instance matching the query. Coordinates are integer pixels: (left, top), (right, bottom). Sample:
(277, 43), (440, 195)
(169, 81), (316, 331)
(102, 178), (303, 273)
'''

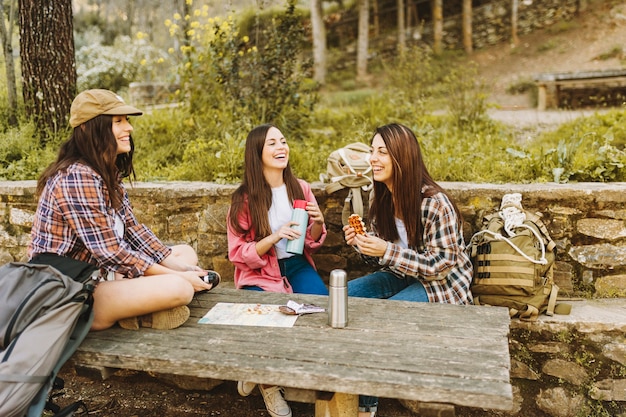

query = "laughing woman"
(227, 124), (328, 417)
(343, 123), (473, 417)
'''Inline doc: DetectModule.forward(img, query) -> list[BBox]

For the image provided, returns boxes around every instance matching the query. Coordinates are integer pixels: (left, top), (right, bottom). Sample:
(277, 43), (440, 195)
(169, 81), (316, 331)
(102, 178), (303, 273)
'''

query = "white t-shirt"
(395, 217), (408, 249)
(269, 184), (294, 259)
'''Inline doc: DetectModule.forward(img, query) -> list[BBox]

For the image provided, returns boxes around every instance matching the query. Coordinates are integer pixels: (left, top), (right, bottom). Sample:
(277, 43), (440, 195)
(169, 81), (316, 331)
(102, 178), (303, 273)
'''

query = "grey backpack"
(0, 255), (97, 417)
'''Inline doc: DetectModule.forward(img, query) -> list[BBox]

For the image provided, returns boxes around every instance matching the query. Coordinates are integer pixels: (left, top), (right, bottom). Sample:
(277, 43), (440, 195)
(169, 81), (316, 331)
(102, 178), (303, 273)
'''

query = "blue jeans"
(348, 270), (428, 410)
(347, 269), (428, 302)
(244, 255), (328, 295)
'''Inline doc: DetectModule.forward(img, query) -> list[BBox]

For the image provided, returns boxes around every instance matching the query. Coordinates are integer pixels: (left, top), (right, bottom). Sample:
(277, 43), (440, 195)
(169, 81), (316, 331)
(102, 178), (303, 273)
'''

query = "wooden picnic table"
(71, 286), (513, 416)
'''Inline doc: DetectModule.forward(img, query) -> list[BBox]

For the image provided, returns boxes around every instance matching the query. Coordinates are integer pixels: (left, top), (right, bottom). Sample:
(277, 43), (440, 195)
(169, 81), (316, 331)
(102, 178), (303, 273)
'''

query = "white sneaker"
(259, 385), (292, 417)
(237, 381), (256, 396)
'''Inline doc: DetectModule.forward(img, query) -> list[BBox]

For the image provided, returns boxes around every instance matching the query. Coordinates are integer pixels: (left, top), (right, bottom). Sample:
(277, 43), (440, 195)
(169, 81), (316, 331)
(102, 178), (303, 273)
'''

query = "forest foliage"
(1, 0), (625, 184)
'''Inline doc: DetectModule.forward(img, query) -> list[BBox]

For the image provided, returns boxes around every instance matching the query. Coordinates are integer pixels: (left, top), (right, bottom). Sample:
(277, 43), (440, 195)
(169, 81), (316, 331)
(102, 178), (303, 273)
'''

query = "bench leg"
(537, 84), (547, 111)
(74, 364), (118, 380)
(315, 392), (358, 417)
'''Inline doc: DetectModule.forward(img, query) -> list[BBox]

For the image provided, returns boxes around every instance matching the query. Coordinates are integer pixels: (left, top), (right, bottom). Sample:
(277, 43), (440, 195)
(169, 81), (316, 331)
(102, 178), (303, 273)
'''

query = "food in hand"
(348, 214), (367, 235)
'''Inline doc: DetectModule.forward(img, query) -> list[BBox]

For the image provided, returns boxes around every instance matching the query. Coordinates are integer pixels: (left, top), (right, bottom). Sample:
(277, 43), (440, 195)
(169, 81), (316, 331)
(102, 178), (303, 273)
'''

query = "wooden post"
(372, 0), (379, 37)
(511, 0), (519, 46)
(432, 0), (443, 54)
(356, 0), (370, 81)
(462, 0), (472, 53)
(315, 392), (358, 417)
(398, 0), (406, 54)
(537, 83), (547, 111)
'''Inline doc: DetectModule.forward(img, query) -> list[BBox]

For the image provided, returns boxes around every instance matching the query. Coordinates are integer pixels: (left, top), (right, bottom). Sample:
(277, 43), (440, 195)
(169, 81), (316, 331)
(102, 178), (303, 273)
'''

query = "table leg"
(315, 392), (358, 417)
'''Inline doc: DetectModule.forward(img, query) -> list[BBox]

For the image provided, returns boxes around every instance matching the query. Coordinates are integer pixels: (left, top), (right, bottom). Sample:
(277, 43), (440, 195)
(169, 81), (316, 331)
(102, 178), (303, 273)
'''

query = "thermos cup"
(328, 269), (348, 328)
(285, 199), (308, 255)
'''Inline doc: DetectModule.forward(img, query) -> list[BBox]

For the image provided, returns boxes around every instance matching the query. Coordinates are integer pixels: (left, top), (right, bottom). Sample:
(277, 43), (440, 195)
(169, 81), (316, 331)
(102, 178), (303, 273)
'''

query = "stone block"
(590, 379), (626, 401)
(595, 274), (626, 297)
(212, 255), (234, 282)
(577, 218), (626, 240)
(9, 207), (33, 228)
(542, 359), (588, 386)
(536, 387), (586, 417)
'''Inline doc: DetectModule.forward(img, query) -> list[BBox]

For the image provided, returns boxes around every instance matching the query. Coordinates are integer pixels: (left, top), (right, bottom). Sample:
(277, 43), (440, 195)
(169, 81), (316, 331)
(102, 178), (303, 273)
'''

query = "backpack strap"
(525, 211), (557, 252)
(470, 228), (548, 265)
(544, 283), (559, 317)
(342, 188), (364, 225)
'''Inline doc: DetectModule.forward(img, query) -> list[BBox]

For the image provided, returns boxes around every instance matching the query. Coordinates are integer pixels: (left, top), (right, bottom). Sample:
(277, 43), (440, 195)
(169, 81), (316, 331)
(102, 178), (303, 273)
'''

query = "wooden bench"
(534, 69), (626, 110)
(70, 286), (513, 417)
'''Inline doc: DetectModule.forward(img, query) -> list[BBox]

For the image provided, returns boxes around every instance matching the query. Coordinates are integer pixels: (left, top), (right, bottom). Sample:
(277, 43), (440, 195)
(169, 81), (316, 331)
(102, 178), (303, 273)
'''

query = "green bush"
(2, 2), (626, 187)
(525, 111), (626, 182)
(0, 121), (60, 180)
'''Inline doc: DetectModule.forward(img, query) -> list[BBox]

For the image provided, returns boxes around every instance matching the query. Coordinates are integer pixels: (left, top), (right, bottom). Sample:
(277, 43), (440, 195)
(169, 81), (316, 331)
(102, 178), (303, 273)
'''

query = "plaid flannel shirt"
(373, 191), (473, 305)
(28, 162), (171, 278)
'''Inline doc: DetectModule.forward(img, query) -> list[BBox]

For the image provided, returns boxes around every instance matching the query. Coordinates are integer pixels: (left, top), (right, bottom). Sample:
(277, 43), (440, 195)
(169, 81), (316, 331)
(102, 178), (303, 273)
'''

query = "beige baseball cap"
(69, 89), (143, 127)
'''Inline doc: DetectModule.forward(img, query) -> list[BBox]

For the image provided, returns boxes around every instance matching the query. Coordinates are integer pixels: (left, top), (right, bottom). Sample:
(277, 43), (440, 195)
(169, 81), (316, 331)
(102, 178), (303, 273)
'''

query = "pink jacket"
(227, 180), (327, 293)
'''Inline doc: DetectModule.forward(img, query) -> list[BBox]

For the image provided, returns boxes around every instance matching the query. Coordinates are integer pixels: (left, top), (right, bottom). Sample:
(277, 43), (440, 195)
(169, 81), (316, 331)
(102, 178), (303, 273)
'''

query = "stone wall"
(1, 180), (624, 416)
(5, 181), (625, 298)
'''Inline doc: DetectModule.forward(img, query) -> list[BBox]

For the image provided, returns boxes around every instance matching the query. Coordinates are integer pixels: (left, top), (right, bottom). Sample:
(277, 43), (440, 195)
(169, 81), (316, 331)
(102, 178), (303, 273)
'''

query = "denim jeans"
(347, 269), (428, 302)
(348, 269), (428, 410)
(243, 255), (328, 295)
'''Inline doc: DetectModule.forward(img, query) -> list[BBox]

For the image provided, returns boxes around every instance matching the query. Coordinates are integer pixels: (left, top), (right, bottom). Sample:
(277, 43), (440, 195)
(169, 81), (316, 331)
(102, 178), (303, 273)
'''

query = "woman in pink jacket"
(227, 124), (327, 417)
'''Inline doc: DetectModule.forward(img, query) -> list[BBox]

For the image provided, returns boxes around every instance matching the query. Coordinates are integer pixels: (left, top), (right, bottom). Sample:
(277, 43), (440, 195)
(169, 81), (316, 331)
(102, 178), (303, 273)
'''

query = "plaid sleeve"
(380, 193), (460, 280)
(120, 188), (171, 263)
(56, 169), (157, 277)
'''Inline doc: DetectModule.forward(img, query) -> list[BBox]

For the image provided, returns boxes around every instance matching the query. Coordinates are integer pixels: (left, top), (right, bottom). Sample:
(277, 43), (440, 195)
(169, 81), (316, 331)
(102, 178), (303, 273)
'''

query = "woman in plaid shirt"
(28, 89), (217, 331)
(343, 123), (473, 417)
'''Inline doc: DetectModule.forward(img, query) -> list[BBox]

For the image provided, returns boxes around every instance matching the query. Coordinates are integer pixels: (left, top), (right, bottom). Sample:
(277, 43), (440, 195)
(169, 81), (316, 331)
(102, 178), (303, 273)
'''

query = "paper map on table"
(198, 303), (299, 327)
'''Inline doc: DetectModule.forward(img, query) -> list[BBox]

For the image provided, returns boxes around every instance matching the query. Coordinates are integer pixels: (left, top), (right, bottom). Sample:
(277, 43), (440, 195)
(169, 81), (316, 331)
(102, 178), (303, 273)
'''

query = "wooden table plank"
(72, 287), (513, 411)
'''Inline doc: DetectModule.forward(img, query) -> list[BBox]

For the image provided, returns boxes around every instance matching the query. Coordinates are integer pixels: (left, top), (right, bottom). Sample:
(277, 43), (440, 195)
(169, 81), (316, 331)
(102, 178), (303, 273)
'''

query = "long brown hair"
(36, 115), (135, 209)
(369, 123), (462, 249)
(229, 124), (304, 239)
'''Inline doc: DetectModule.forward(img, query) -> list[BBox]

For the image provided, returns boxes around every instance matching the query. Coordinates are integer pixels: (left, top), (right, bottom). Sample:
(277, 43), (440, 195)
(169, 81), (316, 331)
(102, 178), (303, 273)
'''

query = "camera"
(201, 271), (221, 288)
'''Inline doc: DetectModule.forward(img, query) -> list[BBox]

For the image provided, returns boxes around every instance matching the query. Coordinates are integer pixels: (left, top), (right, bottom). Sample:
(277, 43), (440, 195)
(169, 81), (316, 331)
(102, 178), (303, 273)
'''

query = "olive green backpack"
(468, 194), (570, 321)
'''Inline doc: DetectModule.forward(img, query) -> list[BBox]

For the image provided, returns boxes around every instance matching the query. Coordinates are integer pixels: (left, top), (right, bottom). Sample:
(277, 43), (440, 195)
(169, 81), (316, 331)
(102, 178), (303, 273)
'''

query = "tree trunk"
(126, 0), (135, 37)
(356, 0), (369, 82)
(397, 0), (405, 55)
(372, 0), (379, 38)
(511, 0), (519, 46)
(462, 0), (472, 53)
(0, 0), (18, 126)
(19, 0), (76, 141)
(432, 0), (443, 54)
(310, 0), (327, 84)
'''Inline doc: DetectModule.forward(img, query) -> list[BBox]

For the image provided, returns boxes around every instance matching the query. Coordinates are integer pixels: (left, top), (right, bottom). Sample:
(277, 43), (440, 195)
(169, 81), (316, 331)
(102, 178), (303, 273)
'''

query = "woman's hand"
(353, 234), (388, 257)
(306, 202), (324, 225)
(180, 270), (213, 292)
(343, 224), (357, 246)
(276, 221), (302, 242)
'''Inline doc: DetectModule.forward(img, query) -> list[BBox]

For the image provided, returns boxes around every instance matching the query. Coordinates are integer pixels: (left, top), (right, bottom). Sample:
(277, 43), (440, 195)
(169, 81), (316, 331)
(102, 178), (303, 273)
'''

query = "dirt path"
(471, 0), (626, 110)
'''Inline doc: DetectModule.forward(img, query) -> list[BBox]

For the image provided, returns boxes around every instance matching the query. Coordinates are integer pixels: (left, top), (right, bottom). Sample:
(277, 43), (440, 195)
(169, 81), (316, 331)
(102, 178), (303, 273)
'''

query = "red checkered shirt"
(28, 162), (171, 278)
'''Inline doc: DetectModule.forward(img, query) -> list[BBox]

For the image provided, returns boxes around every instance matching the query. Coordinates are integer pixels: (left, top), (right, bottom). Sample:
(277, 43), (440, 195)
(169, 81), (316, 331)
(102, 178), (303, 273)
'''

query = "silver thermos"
(328, 269), (348, 328)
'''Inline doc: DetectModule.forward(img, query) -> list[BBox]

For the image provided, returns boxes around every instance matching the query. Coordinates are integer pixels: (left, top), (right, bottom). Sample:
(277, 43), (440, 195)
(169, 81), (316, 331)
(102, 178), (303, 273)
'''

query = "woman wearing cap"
(28, 89), (218, 331)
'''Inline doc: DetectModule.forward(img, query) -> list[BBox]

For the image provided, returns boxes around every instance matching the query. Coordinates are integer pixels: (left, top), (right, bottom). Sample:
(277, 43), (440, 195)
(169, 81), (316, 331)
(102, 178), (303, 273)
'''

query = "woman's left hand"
(353, 234), (388, 257)
(306, 202), (325, 225)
